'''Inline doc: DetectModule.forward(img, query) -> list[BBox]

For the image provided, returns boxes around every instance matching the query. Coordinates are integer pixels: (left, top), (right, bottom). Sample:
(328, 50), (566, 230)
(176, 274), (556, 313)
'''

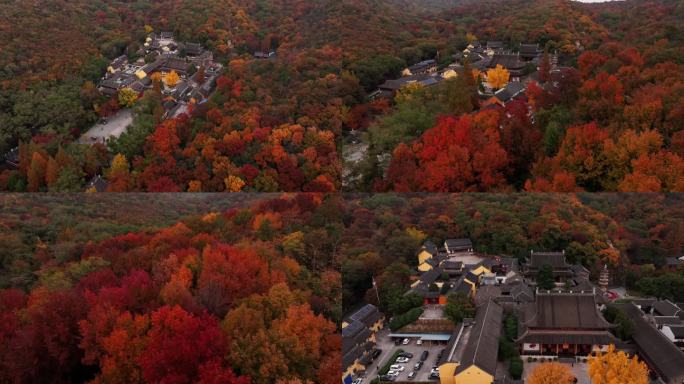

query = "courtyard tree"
(164, 70), (180, 88)
(536, 264), (555, 290)
(527, 362), (575, 384)
(118, 88), (139, 107)
(588, 344), (648, 384)
(487, 64), (510, 90)
(602, 307), (635, 340)
(444, 292), (475, 324)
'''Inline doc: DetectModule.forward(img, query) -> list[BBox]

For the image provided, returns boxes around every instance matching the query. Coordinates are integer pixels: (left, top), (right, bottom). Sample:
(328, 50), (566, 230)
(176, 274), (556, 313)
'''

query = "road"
(79, 109), (133, 144)
(172, 103), (189, 118)
(341, 131), (368, 188)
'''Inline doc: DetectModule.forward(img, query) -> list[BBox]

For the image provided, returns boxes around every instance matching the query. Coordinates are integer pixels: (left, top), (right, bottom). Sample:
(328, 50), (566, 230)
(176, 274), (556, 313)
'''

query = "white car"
(352, 379), (363, 384)
(402, 338), (410, 345)
(395, 357), (410, 363)
(387, 371), (400, 377)
(416, 339), (423, 345)
(389, 365), (405, 372)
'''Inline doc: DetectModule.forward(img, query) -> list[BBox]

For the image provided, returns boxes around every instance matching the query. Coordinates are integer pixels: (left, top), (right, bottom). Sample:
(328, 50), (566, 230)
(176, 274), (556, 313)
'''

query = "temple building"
(410, 267), (447, 305)
(444, 238), (473, 255)
(439, 300), (503, 384)
(523, 250), (573, 285)
(516, 290), (616, 356)
(613, 303), (684, 384)
(418, 240), (441, 272)
(486, 53), (528, 80)
(342, 304), (384, 382)
(519, 43), (543, 61)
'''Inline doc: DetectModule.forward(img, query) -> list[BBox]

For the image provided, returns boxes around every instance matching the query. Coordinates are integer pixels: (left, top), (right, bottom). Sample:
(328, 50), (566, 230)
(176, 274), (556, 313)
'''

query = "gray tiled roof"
(655, 300), (682, 317)
(348, 304), (382, 328)
(522, 291), (611, 329)
(456, 300), (503, 376)
(613, 303), (684, 384)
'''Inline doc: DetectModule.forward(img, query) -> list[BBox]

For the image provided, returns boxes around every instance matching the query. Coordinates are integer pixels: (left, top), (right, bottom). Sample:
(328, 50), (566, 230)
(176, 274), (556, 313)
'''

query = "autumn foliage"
(2, 0), (684, 191)
(383, 109), (510, 192)
(487, 64), (510, 90)
(588, 345), (649, 384)
(0, 194), (340, 384)
(527, 362), (575, 384)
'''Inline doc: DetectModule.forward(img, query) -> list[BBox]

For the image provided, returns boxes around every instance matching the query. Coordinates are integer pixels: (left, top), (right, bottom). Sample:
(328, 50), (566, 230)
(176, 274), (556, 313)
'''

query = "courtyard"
(79, 108), (133, 144)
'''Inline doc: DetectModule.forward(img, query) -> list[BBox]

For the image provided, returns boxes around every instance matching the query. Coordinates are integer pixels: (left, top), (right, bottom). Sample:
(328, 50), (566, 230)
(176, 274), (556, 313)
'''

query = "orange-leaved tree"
(588, 345), (648, 384)
(164, 70), (180, 88)
(487, 64), (510, 90)
(527, 362), (575, 384)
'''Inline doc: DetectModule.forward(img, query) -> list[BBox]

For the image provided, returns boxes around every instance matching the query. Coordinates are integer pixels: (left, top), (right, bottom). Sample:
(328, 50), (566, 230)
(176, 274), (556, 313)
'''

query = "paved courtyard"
(79, 108), (133, 144)
(524, 360), (590, 384)
(445, 254), (484, 266)
(420, 305), (444, 319)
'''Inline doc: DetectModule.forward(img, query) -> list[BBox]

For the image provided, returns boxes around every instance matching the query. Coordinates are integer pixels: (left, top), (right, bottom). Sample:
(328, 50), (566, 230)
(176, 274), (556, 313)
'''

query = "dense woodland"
(0, 0), (447, 192)
(340, 194), (684, 312)
(1, 192), (682, 382)
(2, 0), (683, 191)
(0, 194), (264, 287)
(355, 0), (684, 192)
(0, 193), (341, 383)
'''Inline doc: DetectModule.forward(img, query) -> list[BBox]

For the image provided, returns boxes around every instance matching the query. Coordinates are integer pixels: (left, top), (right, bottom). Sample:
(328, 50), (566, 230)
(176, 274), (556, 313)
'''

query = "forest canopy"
(0, 193), (341, 384)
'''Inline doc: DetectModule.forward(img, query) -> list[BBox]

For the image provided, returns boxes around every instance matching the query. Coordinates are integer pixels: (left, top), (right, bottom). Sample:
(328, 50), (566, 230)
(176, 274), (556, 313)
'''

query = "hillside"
(2, 0), (684, 191)
(0, 0), (455, 192)
(0, 193), (341, 383)
(351, 0), (684, 192)
(340, 194), (684, 309)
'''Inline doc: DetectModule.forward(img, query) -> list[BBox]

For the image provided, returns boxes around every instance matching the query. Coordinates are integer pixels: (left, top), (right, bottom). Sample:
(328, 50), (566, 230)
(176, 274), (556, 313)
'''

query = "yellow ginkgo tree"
(588, 345), (648, 384)
(118, 88), (139, 107)
(527, 362), (575, 384)
(486, 64), (510, 90)
(164, 70), (180, 88)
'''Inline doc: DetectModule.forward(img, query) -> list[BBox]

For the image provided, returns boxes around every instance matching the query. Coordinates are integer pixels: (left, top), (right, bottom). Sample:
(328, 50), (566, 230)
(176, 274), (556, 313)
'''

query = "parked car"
(389, 365), (405, 372)
(407, 372), (417, 380)
(414, 361), (423, 370)
(394, 338), (402, 346)
(387, 371), (400, 377)
(372, 349), (382, 359)
(402, 338), (410, 345)
(379, 375), (395, 381)
(420, 351), (429, 361)
(429, 369), (440, 379)
(416, 339), (422, 345)
(352, 379), (363, 384)
(398, 352), (413, 358)
(395, 357), (410, 363)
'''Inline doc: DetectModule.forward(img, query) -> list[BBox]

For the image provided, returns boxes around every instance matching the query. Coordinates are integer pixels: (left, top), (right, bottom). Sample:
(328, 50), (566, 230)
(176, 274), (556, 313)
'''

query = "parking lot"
(360, 328), (448, 383)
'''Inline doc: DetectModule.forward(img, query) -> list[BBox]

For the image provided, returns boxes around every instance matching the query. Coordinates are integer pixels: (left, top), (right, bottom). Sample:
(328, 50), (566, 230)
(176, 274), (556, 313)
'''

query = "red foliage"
(386, 111), (510, 191)
(146, 176), (182, 192)
(138, 306), (231, 384)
